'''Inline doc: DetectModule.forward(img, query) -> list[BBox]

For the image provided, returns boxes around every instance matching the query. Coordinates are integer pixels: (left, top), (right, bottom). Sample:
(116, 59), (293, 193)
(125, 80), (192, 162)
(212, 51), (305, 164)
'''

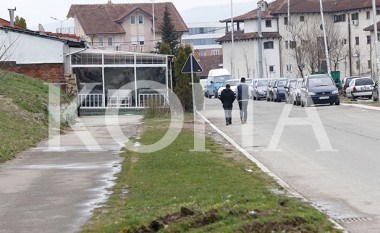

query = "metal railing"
(78, 94), (103, 108)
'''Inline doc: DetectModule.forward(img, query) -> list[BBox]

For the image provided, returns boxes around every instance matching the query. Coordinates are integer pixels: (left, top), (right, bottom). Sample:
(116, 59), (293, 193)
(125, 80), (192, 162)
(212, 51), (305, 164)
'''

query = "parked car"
(272, 78), (288, 102)
(200, 79), (208, 97)
(206, 68), (231, 98)
(252, 79), (270, 100)
(373, 81), (379, 101)
(284, 78), (297, 104)
(300, 74), (340, 107)
(266, 79), (277, 101)
(345, 77), (375, 100)
(217, 79), (240, 98)
(342, 76), (359, 96)
(291, 78), (304, 106)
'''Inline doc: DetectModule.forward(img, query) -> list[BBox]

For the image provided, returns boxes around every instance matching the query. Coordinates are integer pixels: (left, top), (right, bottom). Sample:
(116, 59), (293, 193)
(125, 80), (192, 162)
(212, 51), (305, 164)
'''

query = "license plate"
(319, 96), (329, 100)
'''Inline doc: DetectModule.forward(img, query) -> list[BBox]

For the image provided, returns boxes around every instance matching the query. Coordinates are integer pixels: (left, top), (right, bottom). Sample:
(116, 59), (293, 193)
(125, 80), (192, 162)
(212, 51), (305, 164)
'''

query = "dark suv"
(301, 74), (340, 107)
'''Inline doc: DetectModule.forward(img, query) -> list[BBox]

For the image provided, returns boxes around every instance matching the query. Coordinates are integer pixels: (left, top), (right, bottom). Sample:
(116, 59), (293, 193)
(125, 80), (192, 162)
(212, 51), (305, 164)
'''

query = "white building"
(219, 0), (380, 79)
(218, 4), (282, 79)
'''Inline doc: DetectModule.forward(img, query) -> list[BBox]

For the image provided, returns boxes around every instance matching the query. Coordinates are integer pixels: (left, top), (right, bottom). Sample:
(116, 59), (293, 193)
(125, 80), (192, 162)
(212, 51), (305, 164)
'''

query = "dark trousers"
(238, 101), (248, 122)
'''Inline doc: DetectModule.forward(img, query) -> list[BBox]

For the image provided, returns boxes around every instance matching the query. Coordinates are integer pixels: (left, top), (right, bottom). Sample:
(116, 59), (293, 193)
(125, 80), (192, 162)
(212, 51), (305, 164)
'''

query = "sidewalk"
(0, 115), (142, 233)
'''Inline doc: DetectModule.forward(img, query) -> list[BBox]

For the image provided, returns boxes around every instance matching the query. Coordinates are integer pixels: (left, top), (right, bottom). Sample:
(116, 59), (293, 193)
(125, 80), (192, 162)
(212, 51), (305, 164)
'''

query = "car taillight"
(353, 86), (357, 92)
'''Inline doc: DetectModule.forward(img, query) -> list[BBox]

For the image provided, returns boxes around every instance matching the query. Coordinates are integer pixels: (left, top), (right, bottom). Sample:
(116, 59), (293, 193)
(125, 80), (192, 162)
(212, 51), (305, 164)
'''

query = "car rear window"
(277, 80), (287, 87)
(258, 80), (270, 86)
(308, 77), (334, 87)
(355, 78), (374, 86)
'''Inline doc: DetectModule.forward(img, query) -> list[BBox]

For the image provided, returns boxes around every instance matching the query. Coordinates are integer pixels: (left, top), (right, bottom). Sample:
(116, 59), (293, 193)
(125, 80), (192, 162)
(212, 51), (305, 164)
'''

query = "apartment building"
(220, 0), (380, 78)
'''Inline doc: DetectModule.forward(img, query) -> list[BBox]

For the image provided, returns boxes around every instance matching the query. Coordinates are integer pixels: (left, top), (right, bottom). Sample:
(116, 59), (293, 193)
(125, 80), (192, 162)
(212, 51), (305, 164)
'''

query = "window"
(199, 50), (206, 57)
(286, 64), (292, 72)
(130, 15), (135, 24)
(108, 37), (113, 46)
(138, 35), (145, 45)
(367, 11), (371, 19)
(284, 17), (288, 25)
(368, 60), (372, 69)
(211, 50), (219, 55)
(138, 15), (144, 24)
(265, 19), (272, 27)
(377, 10), (380, 15)
(356, 60), (360, 70)
(334, 14), (346, 23)
(285, 40), (296, 49)
(264, 41), (274, 49)
(367, 35), (371, 44)
(355, 36), (359, 45)
(351, 13), (359, 20)
(269, 65), (275, 72)
(300, 16), (304, 22)
(131, 36), (138, 45)
(98, 37), (104, 47)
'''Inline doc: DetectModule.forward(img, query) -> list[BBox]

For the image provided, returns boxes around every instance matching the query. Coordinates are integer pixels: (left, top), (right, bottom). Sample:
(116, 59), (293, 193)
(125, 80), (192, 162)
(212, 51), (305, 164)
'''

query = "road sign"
(181, 54), (203, 73)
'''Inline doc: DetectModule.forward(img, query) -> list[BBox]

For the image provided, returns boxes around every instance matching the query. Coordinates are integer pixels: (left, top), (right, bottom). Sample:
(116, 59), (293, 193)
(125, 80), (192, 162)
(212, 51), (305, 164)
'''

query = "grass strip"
(0, 71), (72, 162)
(82, 117), (340, 233)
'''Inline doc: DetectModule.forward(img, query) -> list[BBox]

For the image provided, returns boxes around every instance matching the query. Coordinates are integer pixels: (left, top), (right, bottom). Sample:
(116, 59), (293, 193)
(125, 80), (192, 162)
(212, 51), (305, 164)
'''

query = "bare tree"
(243, 49), (251, 79)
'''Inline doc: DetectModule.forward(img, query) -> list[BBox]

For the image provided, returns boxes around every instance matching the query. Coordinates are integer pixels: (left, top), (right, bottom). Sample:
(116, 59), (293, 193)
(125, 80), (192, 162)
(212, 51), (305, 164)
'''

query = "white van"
(206, 68), (231, 98)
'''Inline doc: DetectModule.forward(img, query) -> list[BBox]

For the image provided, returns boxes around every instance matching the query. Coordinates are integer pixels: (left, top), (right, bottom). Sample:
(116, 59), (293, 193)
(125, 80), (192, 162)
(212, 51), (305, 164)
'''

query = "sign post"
(181, 54), (203, 151)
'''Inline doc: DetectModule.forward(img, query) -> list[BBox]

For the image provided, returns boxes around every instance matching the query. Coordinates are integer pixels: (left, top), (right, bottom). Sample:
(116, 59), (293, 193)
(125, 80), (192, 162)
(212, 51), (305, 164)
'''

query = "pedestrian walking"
(237, 77), (249, 124)
(219, 84), (235, 125)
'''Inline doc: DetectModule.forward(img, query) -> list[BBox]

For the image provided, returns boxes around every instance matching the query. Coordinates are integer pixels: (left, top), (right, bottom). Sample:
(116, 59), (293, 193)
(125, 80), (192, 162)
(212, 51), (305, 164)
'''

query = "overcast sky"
(2, 0), (256, 30)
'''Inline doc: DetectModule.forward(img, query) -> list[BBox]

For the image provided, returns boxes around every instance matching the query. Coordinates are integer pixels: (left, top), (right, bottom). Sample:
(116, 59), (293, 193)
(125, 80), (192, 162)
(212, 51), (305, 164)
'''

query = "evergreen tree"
(158, 6), (179, 55)
(14, 16), (27, 29)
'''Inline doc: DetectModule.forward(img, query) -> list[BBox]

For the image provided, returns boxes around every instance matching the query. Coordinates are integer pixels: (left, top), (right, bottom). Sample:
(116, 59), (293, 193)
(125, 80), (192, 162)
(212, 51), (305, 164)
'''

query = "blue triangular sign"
(181, 54), (203, 73)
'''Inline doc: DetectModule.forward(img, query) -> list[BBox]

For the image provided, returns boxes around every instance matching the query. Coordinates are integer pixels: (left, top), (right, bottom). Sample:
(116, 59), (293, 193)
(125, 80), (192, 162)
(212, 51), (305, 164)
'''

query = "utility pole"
(231, 0), (235, 79)
(319, 0), (331, 76)
(152, 0), (156, 46)
(287, 0), (291, 78)
(372, 0), (380, 101)
(257, 0), (264, 79)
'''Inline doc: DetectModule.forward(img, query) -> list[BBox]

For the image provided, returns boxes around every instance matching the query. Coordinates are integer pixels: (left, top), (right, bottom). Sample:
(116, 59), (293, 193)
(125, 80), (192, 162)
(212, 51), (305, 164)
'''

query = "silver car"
(291, 78), (303, 105)
(252, 79), (270, 100)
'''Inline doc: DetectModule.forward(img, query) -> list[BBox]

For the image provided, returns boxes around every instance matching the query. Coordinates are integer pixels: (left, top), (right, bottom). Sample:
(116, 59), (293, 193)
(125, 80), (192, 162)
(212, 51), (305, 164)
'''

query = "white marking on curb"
(342, 103), (380, 111)
(197, 111), (347, 232)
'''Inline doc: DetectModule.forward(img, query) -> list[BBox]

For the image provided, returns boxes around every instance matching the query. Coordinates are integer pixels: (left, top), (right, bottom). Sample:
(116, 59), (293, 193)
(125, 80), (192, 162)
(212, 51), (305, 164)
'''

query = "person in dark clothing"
(220, 84), (235, 125)
(237, 77), (249, 124)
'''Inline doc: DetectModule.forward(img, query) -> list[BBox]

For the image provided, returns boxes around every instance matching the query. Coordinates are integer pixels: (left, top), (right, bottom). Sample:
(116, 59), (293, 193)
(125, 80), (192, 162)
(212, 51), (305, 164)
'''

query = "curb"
(341, 103), (380, 111)
(197, 111), (347, 233)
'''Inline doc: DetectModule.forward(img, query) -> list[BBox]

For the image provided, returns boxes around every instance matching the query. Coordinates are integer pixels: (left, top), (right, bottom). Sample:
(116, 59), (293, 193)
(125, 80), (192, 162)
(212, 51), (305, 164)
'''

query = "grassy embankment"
(0, 71), (72, 162)
(82, 115), (341, 233)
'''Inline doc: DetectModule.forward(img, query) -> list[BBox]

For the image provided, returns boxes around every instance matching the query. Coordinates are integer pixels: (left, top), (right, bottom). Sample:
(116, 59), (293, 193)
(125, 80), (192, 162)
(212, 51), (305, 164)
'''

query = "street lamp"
(50, 17), (68, 33)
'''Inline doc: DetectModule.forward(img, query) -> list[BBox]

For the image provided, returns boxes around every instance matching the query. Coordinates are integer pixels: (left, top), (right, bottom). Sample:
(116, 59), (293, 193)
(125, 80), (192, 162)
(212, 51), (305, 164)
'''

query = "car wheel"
(301, 100), (304, 107)
(335, 98), (340, 105)
(208, 93), (212, 99)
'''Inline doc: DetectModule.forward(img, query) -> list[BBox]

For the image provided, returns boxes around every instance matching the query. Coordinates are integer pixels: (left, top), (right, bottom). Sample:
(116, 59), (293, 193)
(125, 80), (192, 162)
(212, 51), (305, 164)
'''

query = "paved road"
(200, 98), (380, 233)
(0, 115), (141, 233)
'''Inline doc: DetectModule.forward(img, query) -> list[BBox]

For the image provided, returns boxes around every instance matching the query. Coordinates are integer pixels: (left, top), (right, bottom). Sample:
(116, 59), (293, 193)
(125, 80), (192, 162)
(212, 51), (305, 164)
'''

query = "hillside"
(0, 71), (73, 162)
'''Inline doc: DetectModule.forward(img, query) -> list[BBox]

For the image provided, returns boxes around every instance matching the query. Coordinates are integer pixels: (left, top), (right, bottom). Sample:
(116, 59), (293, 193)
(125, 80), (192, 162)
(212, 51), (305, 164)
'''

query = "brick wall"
(0, 61), (64, 83)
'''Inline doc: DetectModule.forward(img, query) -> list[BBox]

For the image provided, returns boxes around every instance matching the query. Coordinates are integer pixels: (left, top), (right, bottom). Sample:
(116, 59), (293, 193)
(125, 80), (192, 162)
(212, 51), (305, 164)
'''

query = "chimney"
(107, 0), (112, 3)
(8, 7), (16, 28)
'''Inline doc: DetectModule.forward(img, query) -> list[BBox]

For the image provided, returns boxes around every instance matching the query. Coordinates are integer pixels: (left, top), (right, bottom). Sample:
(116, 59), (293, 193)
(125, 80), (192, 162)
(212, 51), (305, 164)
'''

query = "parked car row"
(249, 74), (340, 107)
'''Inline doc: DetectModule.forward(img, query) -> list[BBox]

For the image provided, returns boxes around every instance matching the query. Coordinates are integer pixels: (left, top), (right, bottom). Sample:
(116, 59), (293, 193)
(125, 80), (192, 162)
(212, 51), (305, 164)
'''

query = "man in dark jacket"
(237, 77), (249, 124)
(220, 84), (235, 125)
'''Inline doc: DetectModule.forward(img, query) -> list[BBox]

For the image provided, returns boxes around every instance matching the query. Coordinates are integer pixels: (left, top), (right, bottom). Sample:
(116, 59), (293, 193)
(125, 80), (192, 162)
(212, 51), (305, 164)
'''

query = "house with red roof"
(67, 2), (188, 53)
(0, 18), (86, 83)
